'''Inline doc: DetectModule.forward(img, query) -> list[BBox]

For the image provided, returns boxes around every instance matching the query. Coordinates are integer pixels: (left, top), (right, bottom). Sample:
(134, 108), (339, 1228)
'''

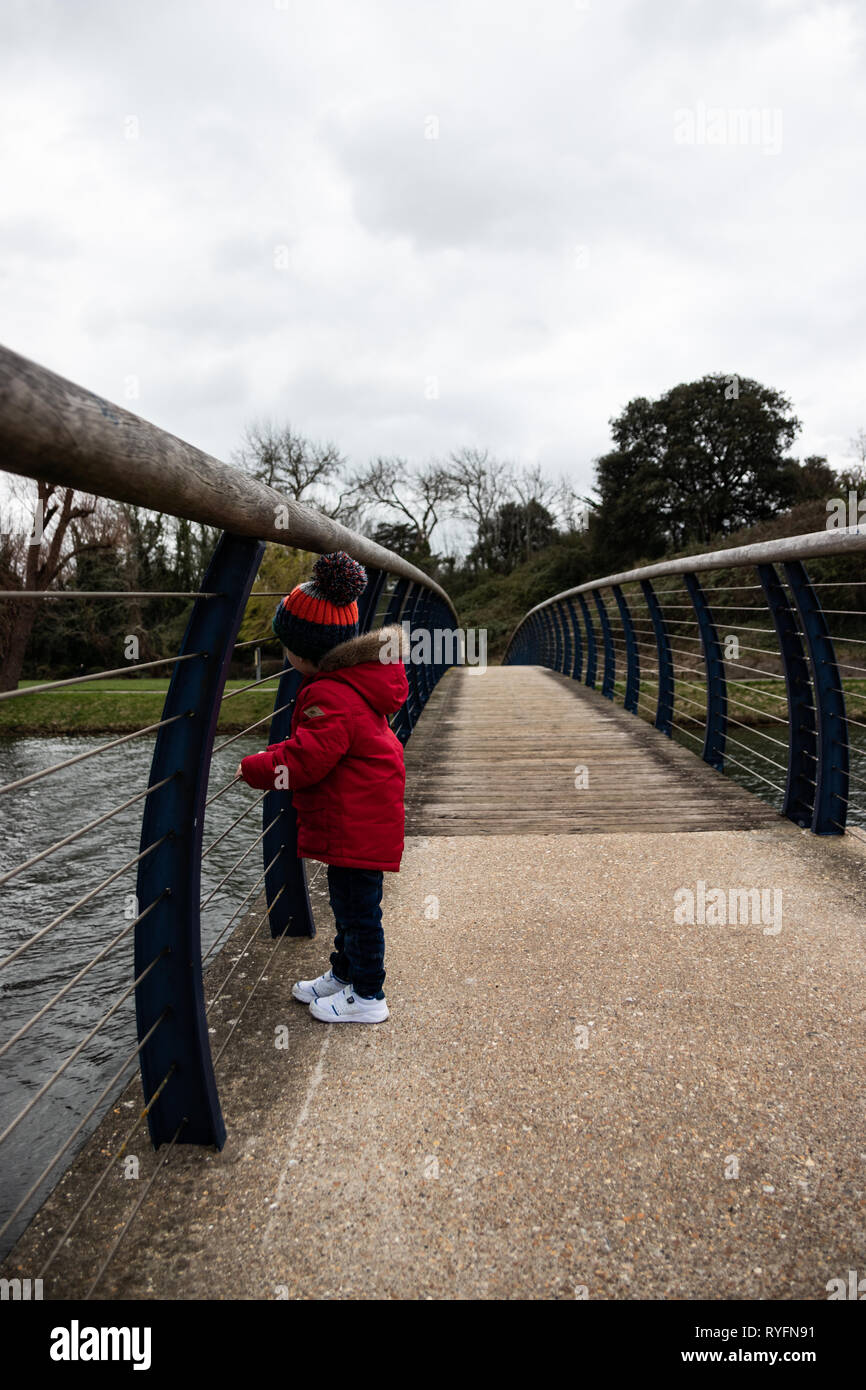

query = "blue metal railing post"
(533, 613), (546, 664)
(551, 604), (565, 672)
(433, 597), (458, 686)
(559, 600), (574, 678)
(783, 560), (848, 834)
(757, 563), (817, 829)
(261, 652), (312, 940)
(405, 583), (425, 730)
(427, 591), (440, 700)
(393, 583), (424, 742)
(565, 598), (583, 681)
(593, 590), (615, 699)
(544, 610), (556, 666)
(536, 609), (551, 667)
(578, 594), (597, 688)
(358, 566), (387, 630)
(612, 584), (639, 713)
(427, 597), (443, 687)
(415, 587), (436, 706)
(135, 531), (264, 1150)
(640, 578), (673, 737)
(684, 572), (727, 771)
(544, 606), (556, 668)
(526, 613), (541, 665)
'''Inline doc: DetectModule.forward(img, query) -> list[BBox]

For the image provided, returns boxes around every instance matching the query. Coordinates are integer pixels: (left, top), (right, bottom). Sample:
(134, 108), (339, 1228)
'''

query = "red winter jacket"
(239, 624), (409, 871)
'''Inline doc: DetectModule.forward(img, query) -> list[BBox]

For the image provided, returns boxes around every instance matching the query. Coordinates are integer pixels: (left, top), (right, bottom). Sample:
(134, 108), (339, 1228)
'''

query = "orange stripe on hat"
(282, 588), (358, 626)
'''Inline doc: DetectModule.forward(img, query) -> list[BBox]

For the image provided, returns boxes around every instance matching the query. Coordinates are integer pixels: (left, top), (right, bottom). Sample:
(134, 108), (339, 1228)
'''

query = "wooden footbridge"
(1, 345), (865, 1302)
(404, 666), (777, 836)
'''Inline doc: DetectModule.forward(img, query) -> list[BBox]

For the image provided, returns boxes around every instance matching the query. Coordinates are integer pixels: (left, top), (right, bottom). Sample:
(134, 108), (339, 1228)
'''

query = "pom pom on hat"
(309, 551), (367, 605)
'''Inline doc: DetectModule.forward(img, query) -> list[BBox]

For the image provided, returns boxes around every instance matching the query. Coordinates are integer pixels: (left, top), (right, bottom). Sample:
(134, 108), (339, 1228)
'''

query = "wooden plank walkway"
(404, 666), (778, 835)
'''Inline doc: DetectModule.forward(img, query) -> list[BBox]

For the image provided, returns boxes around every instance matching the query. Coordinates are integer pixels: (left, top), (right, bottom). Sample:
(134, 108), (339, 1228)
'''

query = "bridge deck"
(404, 667), (777, 835)
(4, 667), (866, 1300)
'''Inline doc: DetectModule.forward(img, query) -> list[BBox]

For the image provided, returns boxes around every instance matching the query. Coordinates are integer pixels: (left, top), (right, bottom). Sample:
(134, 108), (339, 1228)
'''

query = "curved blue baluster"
(612, 584), (639, 713)
(684, 572), (726, 771)
(640, 578), (673, 737)
(783, 560), (848, 834)
(136, 532), (264, 1149)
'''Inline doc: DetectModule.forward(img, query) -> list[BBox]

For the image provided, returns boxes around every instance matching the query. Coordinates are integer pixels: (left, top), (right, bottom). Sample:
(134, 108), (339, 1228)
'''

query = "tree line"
(1, 370), (863, 685)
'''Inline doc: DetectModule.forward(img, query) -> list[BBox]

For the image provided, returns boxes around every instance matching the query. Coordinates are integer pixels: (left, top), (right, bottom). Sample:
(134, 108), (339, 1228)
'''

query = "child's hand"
(236, 762), (244, 780)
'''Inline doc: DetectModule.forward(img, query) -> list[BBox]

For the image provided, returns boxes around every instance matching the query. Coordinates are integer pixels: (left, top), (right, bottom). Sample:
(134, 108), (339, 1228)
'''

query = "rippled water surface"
(0, 732), (273, 1257)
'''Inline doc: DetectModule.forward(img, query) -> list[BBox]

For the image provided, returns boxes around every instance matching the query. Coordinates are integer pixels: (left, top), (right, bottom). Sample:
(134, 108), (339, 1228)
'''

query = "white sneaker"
(292, 969), (347, 1004)
(309, 984), (389, 1024)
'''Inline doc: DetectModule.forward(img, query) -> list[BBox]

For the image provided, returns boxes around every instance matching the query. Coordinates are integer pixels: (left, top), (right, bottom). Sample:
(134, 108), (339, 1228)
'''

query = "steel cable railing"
(504, 529), (866, 834)
(64, 571), (440, 1295)
(0, 934), (166, 1149)
(33, 1058), (179, 1284)
(200, 814), (282, 909)
(0, 649), (211, 702)
(201, 791), (268, 861)
(0, 1007), (169, 1253)
(0, 592), (280, 1277)
(0, 835), (169, 973)
(0, 342), (462, 1291)
(201, 850), (282, 965)
(0, 893), (166, 1064)
(659, 580), (803, 795)
(0, 714), (188, 796)
(0, 774), (174, 889)
(0, 600), (199, 1265)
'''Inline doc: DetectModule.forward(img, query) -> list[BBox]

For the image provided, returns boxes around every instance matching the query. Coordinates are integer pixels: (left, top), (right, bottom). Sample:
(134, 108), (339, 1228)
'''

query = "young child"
(236, 551), (409, 1024)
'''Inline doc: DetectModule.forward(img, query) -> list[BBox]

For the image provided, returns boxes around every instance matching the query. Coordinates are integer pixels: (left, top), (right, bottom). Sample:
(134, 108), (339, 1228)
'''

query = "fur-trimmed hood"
(310, 623), (409, 716)
(317, 623), (409, 671)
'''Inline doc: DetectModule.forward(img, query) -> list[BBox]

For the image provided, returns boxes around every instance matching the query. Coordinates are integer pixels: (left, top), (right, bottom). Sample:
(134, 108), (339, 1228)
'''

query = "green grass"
(5, 674), (866, 738)
(0, 678), (284, 736)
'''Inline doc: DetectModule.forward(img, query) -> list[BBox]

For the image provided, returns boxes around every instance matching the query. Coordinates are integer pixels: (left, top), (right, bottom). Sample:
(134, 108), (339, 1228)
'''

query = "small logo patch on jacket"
(303, 704), (327, 717)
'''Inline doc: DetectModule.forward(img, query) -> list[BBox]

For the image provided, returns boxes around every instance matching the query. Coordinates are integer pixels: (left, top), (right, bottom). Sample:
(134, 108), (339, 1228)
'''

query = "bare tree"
(0, 480), (118, 691)
(551, 474), (595, 535)
(349, 457), (459, 552)
(233, 420), (356, 520)
(835, 428), (866, 495)
(512, 464), (559, 562)
(446, 447), (514, 569)
(847, 427), (866, 486)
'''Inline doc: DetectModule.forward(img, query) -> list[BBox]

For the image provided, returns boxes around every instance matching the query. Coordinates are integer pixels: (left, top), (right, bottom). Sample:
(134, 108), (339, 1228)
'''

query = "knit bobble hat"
(272, 551), (368, 661)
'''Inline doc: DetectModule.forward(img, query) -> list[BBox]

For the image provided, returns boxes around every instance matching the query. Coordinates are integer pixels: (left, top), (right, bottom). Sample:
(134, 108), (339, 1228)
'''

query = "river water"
(0, 731), (285, 1259)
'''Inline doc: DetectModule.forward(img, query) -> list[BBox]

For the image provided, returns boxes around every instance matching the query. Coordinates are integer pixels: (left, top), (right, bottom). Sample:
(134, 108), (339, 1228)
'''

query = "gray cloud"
(0, 0), (863, 524)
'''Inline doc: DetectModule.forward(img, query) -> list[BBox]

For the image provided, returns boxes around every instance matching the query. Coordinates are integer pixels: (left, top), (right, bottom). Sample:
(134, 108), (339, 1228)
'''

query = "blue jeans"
(327, 865), (386, 998)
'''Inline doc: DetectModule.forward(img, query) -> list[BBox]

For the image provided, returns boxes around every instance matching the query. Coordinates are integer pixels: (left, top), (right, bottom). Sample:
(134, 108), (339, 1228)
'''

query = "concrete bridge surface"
(3, 667), (866, 1300)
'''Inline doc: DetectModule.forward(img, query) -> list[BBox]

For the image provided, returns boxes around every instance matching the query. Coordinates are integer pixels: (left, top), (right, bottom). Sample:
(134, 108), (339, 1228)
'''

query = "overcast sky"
(2, 0), (864, 523)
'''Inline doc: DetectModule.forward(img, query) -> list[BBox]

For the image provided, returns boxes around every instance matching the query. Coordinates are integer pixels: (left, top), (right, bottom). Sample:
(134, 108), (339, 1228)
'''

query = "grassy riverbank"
(0, 679), (283, 736)
(3, 675), (866, 737)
